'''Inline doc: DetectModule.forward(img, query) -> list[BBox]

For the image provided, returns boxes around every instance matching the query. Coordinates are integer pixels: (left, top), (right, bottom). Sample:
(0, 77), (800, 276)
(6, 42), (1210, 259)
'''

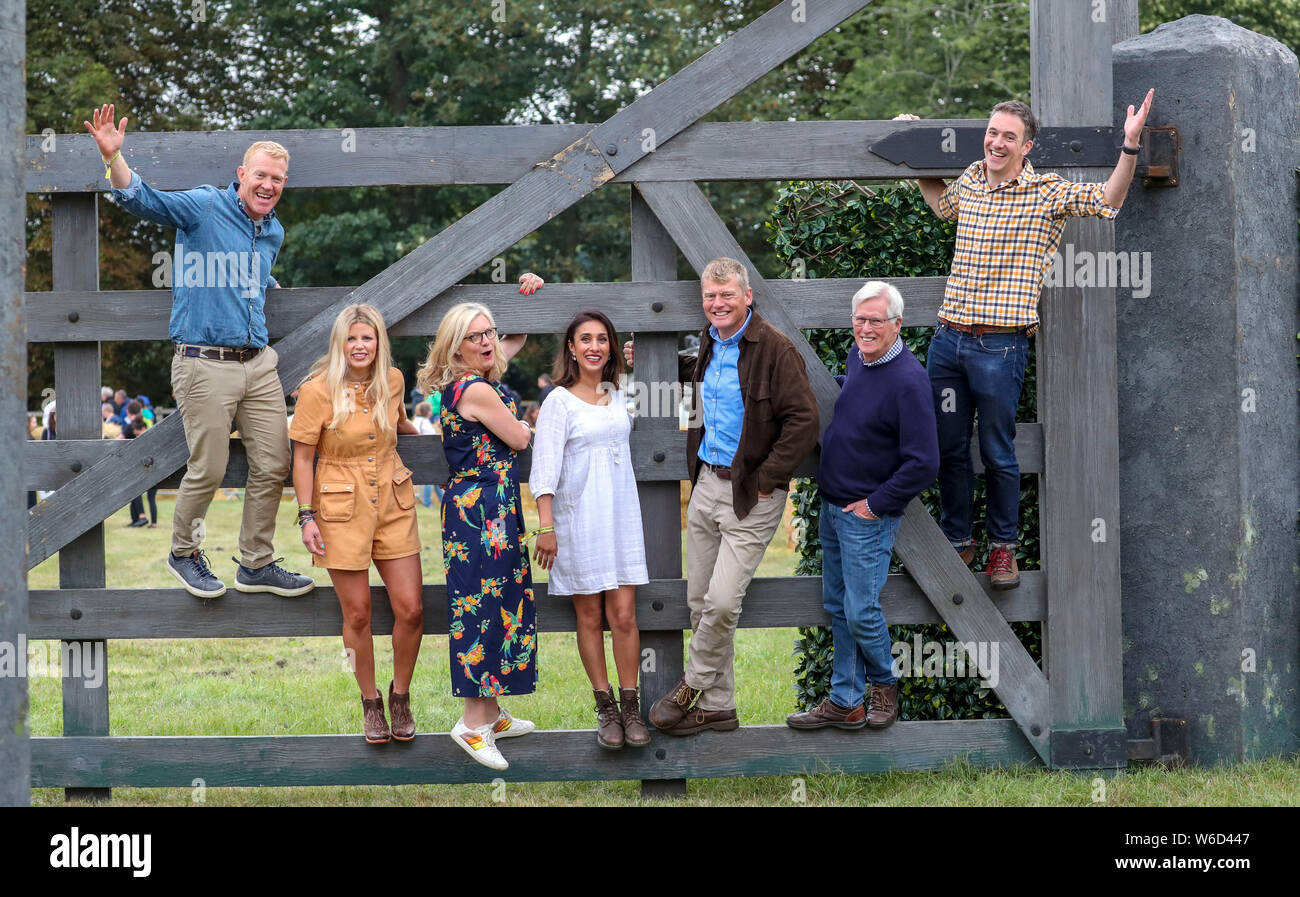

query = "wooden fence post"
(51, 192), (111, 800)
(0, 0), (28, 809)
(631, 191), (688, 798)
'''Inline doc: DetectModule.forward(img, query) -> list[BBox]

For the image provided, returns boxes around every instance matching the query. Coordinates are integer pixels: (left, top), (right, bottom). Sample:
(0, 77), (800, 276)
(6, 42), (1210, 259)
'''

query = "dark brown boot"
(619, 687), (651, 747)
(388, 680), (415, 741)
(866, 683), (899, 729)
(594, 688), (624, 750)
(957, 543), (977, 565)
(648, 676), (701, 730)
(362, 693), (390, 744)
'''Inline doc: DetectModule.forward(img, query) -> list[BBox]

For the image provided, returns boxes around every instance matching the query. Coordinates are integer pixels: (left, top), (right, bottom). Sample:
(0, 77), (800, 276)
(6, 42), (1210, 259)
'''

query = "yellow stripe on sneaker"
(494, 718), (511, 733)
(462, 734), (485, 750)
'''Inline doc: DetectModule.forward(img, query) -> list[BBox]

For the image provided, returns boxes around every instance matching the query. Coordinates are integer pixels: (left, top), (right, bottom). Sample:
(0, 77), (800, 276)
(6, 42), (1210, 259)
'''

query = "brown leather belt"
(704, 462), (732, 481)
(176, 344), (264, 363)
(939, 318), (1030, 336)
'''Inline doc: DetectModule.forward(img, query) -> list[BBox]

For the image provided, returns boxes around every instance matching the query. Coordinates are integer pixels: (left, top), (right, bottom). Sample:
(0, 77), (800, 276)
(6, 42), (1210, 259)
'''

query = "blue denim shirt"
(111, 172), (282, 347)
(698, 309), (753, 467)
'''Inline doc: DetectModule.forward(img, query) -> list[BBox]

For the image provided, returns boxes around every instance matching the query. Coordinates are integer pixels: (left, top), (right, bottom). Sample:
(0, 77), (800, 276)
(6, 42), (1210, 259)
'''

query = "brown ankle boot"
(594, 687), (624, 750)
(388, 680), (415, 741)
(866, 682), (899, 729)
(362, 693), (391, 744)
(619, 687), (651, 747)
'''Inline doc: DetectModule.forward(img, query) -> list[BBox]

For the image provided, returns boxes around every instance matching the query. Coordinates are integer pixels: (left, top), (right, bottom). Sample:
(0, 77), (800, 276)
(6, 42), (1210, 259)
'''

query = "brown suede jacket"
(680, 311), (819, 520)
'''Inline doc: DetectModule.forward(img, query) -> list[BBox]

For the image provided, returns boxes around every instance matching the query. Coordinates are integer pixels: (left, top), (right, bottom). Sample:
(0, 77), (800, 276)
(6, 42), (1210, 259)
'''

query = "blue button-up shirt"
(698, 309), (753, 467)
(111, 172), (282, 347)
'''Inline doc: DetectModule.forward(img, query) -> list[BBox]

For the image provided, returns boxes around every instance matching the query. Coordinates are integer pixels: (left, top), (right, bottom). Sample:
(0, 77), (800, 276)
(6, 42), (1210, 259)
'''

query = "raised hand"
(83, 103), (128, 161)
(622, 338), (634, 367)
(1124, 89), (1154, 148)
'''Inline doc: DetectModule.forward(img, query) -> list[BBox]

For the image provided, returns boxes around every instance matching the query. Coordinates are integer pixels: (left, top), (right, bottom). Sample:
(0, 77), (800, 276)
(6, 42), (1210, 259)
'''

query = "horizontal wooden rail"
(25, 279), (953, 342)
(30, 720), (1041, 787)
(24, 424), (1044, 490)
(28, 573), (1045, 639)
(25, 121), (1113, 194)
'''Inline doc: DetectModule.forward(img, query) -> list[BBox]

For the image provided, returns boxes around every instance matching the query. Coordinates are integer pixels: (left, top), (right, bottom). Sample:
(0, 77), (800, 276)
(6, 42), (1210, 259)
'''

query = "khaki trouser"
(684, 465), (787, 711)
(170, 346), (289, 568)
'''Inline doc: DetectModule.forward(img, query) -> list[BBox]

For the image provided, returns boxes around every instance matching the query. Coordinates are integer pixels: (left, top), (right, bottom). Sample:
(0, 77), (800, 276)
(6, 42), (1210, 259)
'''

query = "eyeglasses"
(852, 315), (898, 329)
(463, 327), (498, 345)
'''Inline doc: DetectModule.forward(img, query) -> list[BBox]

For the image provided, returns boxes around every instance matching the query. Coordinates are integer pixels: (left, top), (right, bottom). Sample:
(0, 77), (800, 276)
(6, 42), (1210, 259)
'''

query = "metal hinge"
(1127, 717), (1189, 766)
(1137, 125), (1180, 187)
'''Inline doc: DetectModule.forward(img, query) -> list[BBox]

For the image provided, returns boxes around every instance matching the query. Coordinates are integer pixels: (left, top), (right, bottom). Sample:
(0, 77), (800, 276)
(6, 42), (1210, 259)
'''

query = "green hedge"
(765, 181), (1042, 719)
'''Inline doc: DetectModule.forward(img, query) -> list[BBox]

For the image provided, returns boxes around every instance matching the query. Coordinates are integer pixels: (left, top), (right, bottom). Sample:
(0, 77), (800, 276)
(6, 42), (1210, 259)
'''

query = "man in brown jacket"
(628, 257), (819, 734)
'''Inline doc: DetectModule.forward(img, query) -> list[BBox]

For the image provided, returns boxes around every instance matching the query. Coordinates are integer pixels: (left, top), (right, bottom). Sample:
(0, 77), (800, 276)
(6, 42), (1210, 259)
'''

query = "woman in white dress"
(530, 310), (650, 749)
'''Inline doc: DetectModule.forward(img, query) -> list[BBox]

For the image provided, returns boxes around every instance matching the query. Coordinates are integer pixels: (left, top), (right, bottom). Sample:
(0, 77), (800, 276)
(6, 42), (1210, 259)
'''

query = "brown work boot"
(648, 676), (701, 730)
(987, 545), (1021, 590)
(619, 687), (651, 747)
(594, 687), (624, 750)
(786, 698), (867, 730)
(866, 683), (899, 729)
(957, 543), (977, 565)
(658, 706), (739, 737)
(362, 693), (391, 744)
(388, 680), (415, 742)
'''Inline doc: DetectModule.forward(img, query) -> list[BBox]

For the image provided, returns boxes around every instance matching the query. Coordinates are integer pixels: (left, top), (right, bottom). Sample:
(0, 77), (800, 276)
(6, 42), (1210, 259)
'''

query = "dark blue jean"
(925, 323), (1029, 546)
(821, 507), (902, 706)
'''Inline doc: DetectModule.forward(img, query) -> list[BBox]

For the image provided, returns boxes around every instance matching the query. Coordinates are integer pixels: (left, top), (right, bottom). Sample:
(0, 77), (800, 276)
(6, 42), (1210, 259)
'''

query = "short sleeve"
(528, 390), (569, 499)
(1038, 174), (1119, 220)
(288, 379), (330, 445)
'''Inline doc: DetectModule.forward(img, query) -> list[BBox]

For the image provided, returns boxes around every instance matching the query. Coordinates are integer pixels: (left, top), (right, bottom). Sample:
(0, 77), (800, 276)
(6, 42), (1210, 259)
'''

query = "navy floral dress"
(440, 373), (538, 698)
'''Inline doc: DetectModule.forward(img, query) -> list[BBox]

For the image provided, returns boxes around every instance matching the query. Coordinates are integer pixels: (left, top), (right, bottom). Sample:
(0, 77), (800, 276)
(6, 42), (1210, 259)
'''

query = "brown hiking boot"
(786, 698), (867, 730)
(619, 687), (651, 747)
(362, 693), (390, 744)
(987, 545), (1021, 590)
(648, 676), (701, 730)
(957, 543), (977, 565)
(594, 688), (624, 750)
(388, 680), (415, 741)
(866, 683), (899, 729)
(657, 706), (739, 737)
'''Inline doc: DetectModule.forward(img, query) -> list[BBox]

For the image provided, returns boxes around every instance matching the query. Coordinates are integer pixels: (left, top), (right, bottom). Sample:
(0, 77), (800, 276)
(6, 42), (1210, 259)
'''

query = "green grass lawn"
(25, 493), (1300, 806)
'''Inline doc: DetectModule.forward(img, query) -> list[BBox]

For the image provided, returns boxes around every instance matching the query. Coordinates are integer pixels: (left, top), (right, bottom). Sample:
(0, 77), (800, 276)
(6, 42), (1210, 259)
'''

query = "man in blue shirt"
(787, 281), (939, 730)
(85, 103), (313, 600)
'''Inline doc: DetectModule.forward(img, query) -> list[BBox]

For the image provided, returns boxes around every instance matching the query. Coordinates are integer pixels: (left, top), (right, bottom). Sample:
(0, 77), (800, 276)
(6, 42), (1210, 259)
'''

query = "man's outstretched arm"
(1102, 88), (1154, 210)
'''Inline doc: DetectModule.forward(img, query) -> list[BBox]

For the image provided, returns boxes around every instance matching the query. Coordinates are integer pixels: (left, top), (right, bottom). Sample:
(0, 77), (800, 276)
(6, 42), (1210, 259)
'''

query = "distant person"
(536, 372), (555, 406)
(112, 388), (128, 417)
(411, 400), (442, 507)
(86, 102), (313, 600)
(122, 416), (159, 527)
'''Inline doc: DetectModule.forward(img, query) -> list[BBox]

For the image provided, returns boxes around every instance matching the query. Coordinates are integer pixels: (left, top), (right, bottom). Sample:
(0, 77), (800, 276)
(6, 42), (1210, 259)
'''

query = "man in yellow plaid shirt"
(900, 90), (1153, 589)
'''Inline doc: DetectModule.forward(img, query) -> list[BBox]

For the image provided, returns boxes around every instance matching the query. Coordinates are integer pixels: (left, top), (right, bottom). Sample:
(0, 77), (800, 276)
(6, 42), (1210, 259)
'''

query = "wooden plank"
(30, 720), (1041, 787)
(630, 191), (687, 799)
(51, 192), (110, 803)
(635, 181), (840, 437)
(27, 120), (1120, 194)
(25, 0), (872, 569)
(0, 0), (29, 808)
(27, 574), (1046, 640)
(24, 423), (1044, 490)
(1031, 0), (1125, 761)
(25, 278), (957, 342)
(893, 500), (1051, 763)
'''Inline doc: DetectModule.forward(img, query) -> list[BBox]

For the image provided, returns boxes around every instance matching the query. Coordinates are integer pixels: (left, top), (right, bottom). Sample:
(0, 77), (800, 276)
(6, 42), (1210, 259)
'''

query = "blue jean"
(821, 506), (902, 706)
(925, 323), (1029, 546)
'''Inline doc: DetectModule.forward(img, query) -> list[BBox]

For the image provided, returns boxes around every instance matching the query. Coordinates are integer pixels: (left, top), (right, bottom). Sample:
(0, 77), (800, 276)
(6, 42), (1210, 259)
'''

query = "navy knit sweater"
(818, 342), (940, 516)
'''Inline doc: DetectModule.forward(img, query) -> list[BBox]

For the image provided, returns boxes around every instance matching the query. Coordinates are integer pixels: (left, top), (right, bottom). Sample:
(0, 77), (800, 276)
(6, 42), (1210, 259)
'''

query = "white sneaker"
(492, 708), (535, 739)
(451, 718), (508, 771)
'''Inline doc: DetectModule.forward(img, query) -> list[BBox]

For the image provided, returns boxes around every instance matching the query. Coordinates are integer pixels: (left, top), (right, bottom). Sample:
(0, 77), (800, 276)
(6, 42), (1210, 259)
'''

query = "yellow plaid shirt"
(936, 159), (1118, 329)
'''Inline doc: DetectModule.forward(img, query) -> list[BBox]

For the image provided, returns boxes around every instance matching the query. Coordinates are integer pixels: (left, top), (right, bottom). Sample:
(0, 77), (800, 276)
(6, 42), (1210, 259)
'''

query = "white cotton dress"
(528, 386), (649, 597)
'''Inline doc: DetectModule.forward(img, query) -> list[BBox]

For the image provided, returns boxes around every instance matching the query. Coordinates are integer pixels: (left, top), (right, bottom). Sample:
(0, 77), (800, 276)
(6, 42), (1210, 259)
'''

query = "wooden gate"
(22, 0), (1132, 794)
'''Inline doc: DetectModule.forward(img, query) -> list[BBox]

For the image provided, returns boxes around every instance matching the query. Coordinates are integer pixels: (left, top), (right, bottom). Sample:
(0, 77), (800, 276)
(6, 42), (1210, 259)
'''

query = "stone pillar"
(1114, 15), (1299, 763)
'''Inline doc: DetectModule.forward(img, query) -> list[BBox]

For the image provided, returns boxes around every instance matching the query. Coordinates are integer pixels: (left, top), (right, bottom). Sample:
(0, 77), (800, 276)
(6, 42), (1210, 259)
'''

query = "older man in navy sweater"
(787, 281), (939, 730)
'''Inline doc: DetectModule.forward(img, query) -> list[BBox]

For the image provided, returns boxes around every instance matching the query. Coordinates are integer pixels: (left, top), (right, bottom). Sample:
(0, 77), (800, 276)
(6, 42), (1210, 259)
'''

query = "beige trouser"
(684, 465), (787, 711)
(170, 346), (289, 568)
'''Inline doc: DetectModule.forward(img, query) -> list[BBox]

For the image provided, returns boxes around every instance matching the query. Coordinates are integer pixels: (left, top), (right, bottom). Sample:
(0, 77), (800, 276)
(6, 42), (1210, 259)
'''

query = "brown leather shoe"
(388, 680), (415, 741)
(362, 693), (391, 744)
(786, 698), (867, 730)
(987, 545), (1021, 590)
(619, 687), (651, 747)
(648, 676), (702, 730)
(657, 706), (739, 737)
(594, 688), (624, 750)
(957, 543), (977, 565)
(866, 683), (899, 729)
